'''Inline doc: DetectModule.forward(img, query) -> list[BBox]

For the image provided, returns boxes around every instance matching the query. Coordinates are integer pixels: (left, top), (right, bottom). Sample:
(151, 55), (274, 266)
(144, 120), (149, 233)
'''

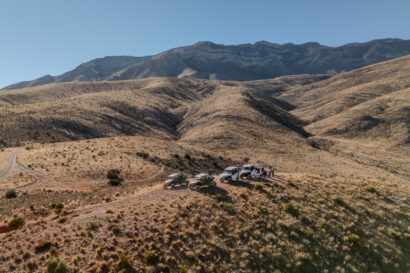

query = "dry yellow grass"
(0, 172), (408, 272)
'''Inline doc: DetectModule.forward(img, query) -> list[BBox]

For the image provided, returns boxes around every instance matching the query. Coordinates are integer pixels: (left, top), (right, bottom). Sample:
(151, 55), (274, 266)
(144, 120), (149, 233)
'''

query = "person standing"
(270, 166), (275, 178)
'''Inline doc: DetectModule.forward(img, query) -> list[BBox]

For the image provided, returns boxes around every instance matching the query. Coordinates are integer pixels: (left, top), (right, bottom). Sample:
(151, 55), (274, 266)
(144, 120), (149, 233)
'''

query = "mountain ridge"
(4, 38), (410, 90)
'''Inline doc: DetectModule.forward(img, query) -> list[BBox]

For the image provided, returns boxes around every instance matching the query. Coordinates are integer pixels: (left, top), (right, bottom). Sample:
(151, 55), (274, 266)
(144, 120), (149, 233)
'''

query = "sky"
(1, 0), (409, 88)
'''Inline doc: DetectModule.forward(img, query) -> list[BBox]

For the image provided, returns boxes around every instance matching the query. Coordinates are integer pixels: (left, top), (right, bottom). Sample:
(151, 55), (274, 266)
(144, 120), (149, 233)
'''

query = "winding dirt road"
(0, 150), (21, 180)
(0, 150), (61, 191)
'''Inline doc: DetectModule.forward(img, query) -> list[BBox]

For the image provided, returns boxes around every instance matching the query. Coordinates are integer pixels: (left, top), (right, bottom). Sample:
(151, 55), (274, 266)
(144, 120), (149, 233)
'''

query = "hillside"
(0, 76), (316, 147)
(275, 55), (410, 179)
(0, 56), (409, 273)
(3, 38), (410, 90)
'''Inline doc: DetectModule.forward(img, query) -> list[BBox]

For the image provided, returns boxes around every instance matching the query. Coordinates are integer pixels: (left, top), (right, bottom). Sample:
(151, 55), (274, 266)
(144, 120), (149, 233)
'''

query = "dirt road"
(0, 150), (21, 180)
(0, 150), (61, 191)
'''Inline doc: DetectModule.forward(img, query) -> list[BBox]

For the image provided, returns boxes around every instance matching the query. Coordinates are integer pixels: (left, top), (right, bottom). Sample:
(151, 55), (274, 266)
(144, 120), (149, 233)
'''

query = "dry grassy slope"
(279, 55), (410, 144)
(0, 76), (315, 148)
(1, 173), (408, 273)
(281, 55), (410, 118)
(306, 88), (410, 143)
(11, 136), (235, 189)
(0, 78), (214, 144)
(272, 56), (410, 179)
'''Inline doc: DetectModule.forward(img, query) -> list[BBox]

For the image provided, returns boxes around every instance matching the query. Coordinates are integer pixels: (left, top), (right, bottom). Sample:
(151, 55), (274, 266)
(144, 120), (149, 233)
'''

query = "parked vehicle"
(164, 173), (188, 189)
(220, 166), (240, 182)
(189, 173), (216, 191)
(239, 164), (257, 179)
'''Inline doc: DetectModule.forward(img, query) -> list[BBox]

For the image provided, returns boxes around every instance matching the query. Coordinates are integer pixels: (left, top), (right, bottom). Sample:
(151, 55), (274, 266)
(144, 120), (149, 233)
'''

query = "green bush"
(319, 221), (328, 229)
(35, 240), (53, 252)
(144, 251), (159, 266)
(283, 202), (295, 213)
(118, 252), (131, 267)
(184, 153), (191, 160)
(180, 266), (187, 273)
(390, 231), (401, 240)
(243, 157), (250, 162)
(5, 189), (17, 199)
(365, 186), (377, 193)
(53, 203), (64, 214)
(46, 257), (68, 273)
(347, 234), (360, 244)
(8, 217), (25, 228)
(254, 184), (264, 191)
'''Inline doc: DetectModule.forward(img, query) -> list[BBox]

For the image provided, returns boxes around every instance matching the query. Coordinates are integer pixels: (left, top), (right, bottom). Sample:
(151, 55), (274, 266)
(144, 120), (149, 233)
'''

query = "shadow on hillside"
(226, 180), (254, 189)
(165, 184), (189, 191)
(195, 185), (228, 196)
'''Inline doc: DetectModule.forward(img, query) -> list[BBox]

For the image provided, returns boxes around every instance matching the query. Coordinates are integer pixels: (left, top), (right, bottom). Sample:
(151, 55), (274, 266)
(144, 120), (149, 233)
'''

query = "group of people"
(255, 165), (275, 179)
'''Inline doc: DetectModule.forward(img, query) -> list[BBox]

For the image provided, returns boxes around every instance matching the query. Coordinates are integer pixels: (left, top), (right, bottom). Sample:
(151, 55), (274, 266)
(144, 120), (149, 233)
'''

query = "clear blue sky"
(1, 0), (409, 88)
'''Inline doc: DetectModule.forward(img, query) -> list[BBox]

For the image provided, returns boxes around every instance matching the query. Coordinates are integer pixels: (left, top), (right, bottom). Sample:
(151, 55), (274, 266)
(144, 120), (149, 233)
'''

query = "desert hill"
(0, 138), (408, 273)
(272, 55), (410, 178)
(1, 56), (410, 180)
(0, 56), (409, 273)
(0, 76), (316, 147)
(4, 38), (410, 90)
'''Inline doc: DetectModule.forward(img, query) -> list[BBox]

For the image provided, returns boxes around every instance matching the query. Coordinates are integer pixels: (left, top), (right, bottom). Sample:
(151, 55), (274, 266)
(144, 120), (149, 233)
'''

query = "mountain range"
(3, 38), (410, 90)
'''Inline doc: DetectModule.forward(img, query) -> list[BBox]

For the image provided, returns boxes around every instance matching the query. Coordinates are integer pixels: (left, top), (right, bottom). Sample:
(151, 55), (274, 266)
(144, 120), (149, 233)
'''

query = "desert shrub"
(87, 222), (99, 231)
(35, 239), (53, 252)
(136, 152), (149, 159)
(164, 161), (172, 167)
(319, 221), (328, 229)
(107, 169), (123, 186)
(5, 189), (17, 199)
(8, 217), (25, 228)
(243, 157), (250, 162)
(107, 169), (120, 179)
(144, 251), (159, 266)
(239, 193), (248, 200)
(52, 203), (64, 214)
(254, 184), (264, 191)
(46, 257), (68, 273)
(283, 202), (295, 213)
(118, 252), (131, 267)
(180, 266), (187, 273)
(173, 154), (180, 159)
(365, 186), (377, 193)
(347, 234), (360, 244)
(57, 217), (67, 224)
(157, 264), (170, 273)
(215, 193), (225, 202)
(390, 231), (401, 240)
(184, 153), (191, 160)
(108, 178), (122, 186)
(333, 196), (344, 205)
